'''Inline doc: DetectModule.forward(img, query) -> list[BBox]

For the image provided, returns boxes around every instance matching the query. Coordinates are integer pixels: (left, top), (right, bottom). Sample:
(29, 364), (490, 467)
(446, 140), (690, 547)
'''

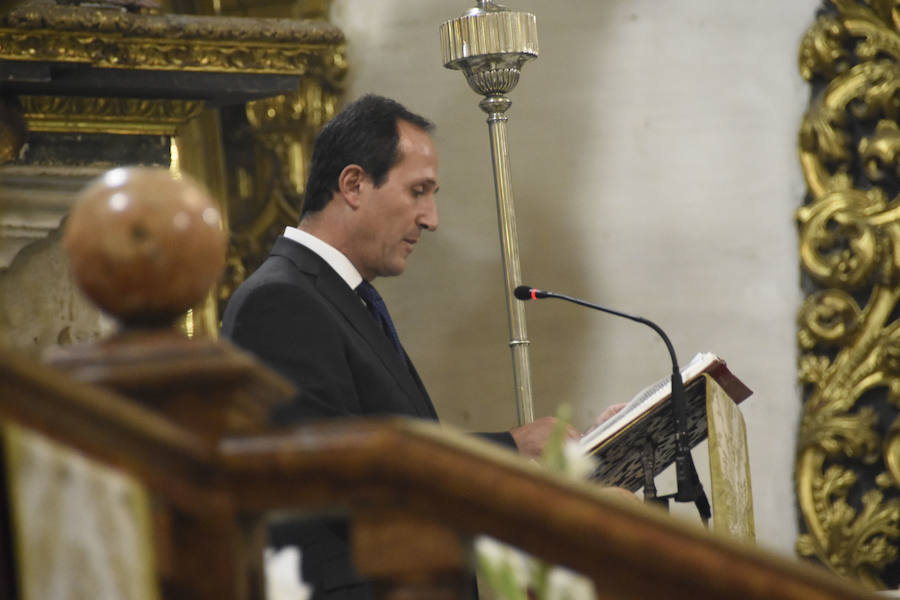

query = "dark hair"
(301, 94), (435, 216)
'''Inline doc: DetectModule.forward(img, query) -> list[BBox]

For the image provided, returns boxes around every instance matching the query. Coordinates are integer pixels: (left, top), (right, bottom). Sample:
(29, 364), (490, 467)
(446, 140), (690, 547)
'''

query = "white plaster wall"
(330, 0), (820, 556)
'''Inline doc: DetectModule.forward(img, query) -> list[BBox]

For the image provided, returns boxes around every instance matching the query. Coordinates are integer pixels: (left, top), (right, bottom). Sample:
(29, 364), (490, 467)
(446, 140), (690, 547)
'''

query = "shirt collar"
(283, 226), (363, 290)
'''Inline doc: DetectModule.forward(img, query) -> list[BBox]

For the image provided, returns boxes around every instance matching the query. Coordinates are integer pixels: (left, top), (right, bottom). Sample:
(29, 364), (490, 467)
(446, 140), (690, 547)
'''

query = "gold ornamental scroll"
(796, 0), (900, 589)
(0, 2), (345, 339)
(160, 0), (347, 313)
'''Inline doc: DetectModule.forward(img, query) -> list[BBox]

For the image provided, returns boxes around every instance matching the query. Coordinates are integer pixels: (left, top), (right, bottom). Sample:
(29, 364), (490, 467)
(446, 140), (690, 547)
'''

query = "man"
(222, 94), (578, 599)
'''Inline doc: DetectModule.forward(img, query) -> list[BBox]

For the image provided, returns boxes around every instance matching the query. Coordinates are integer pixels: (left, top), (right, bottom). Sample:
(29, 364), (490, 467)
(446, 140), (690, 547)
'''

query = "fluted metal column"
(440, 1), (538, 425)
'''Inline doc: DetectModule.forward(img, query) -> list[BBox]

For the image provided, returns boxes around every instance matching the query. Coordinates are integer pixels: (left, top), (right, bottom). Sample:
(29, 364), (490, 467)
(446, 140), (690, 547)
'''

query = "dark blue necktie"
(356, 280), (405, 357)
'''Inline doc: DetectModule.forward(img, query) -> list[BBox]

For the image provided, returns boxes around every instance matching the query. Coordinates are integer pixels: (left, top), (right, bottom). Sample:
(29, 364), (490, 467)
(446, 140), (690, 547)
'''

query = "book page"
(580, 352), (717, 452)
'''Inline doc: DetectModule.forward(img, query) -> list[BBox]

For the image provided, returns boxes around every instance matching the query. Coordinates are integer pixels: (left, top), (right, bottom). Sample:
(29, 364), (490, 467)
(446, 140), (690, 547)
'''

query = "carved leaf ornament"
(796, 0), (900, 589)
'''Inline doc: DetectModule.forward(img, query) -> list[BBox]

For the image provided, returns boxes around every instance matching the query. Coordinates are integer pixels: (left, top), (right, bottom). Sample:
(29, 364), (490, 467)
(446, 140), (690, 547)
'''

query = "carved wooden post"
(46, 167), (293, 600)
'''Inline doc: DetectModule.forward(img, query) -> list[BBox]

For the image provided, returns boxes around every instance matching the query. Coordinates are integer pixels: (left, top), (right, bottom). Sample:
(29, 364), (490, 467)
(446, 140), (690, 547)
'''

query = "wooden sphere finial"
(64, 167), (227, 327)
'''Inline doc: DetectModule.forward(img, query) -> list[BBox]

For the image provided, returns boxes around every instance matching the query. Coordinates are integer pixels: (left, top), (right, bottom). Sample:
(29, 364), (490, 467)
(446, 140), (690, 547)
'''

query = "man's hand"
(509, 416), (580, 459)
(599, 486), (641, 503)
(596, 403), (626, 424)
(581, 403), (627, 437)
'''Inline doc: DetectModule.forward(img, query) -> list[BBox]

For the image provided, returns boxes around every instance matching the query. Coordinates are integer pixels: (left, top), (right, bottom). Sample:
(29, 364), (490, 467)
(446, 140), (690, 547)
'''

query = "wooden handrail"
(0, 346), (225, 511)
(0, 347), (881, 600)
(219, 424), (877, 600)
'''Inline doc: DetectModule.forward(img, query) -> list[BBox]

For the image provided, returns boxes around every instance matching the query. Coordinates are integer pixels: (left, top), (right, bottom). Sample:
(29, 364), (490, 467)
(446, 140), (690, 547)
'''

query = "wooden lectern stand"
(584, 355), (755, 541)
(706, 374), (755, 540)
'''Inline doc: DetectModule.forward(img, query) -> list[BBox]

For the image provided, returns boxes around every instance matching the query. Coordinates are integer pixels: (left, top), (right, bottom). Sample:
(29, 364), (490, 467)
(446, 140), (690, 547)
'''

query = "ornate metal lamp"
(440, 1), (538, 425)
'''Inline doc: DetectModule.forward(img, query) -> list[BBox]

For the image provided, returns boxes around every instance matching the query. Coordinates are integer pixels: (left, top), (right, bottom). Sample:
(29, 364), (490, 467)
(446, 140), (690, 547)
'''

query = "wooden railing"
(0, 346), (882, 600)
(0, 166), (879, 600)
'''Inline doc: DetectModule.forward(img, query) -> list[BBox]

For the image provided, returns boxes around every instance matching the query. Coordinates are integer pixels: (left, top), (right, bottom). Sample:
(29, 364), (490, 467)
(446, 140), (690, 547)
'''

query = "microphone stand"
(516, 287), (711, 523)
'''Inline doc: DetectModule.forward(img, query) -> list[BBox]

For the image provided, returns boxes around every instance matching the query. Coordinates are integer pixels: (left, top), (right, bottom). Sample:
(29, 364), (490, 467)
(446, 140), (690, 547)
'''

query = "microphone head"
(514, 285), (535, 300)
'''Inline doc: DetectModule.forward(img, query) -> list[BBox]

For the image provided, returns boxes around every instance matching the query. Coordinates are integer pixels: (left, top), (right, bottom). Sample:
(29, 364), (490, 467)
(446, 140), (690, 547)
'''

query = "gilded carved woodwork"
(196, 0), (345, 308)
(152, 0), (346, 307)
(796, 0), (900, 588)
(0, 1), (343, 350)
(217, 68), (344, 307)
(169, 0), (331, 19)
(21, 96), (205, 135)
(0, 3), (342, 74)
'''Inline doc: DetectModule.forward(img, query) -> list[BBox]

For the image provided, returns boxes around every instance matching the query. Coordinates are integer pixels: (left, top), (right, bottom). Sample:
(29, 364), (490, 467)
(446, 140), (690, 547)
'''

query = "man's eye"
(412, 187), (426, 197)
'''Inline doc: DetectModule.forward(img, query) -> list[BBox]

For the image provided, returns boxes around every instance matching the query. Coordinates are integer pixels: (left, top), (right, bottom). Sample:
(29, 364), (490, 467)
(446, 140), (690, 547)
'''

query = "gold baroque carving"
(0, 30), (336, 74)
(0, 3), (343, 74)
(208, 0), (332, 20)
(21, 95), (206, 135)
(3, 3), (343, 43)
(218, 45), (346, 308)
(131, 0), (347, 313)
(797, 0), (900, 589)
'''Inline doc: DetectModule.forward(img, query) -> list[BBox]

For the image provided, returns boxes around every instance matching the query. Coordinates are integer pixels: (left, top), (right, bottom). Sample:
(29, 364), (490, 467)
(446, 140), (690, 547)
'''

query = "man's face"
(354, 120), (439, 280)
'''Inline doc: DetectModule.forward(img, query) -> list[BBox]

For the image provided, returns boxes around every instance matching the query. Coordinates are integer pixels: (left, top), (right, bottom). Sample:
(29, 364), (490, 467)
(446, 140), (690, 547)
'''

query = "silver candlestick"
(440, 1), (538, 426)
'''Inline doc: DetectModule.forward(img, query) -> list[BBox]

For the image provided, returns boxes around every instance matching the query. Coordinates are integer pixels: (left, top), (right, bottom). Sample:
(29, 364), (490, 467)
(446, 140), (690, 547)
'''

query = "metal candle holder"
(440, 1), (538, 425)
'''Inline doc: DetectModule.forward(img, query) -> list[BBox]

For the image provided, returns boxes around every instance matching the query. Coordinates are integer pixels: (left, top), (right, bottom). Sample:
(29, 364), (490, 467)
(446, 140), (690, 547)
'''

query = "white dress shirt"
(282, 226), (363, 290)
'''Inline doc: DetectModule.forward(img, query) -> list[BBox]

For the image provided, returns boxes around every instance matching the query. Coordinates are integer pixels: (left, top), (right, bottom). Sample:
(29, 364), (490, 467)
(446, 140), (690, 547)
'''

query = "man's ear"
(337, 164), (367, 209)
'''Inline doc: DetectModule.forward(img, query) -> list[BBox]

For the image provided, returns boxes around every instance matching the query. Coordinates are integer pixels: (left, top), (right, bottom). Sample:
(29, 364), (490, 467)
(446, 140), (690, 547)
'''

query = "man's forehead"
(397, 121), (436, 153)
(394, 122), (439, 181)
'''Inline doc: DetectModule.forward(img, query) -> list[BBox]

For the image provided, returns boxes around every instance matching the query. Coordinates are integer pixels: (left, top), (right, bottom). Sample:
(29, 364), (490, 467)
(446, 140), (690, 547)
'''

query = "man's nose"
(418, 196), (438, 232)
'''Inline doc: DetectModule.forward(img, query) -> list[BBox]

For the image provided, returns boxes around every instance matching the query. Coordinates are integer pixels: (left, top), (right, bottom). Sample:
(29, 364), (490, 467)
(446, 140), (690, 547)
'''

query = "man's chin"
(377, 260), (407, 279)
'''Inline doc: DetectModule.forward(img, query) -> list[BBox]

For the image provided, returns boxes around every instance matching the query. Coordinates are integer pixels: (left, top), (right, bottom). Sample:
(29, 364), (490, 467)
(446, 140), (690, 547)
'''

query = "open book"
(580, 352), (752, 491)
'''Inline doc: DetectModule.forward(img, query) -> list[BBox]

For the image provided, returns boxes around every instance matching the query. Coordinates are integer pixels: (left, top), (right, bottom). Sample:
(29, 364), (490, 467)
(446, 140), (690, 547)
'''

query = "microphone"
(515, 286), (670, 338)
(515, 285), (710, 522)
(514, 286), (549, 300)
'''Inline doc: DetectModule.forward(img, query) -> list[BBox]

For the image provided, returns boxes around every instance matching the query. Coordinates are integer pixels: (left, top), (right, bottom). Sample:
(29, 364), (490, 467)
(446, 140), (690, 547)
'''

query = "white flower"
(476, 406), (599, 600)
(474, 535), (533, 588)
(546, 566), (595, 600)
(265, 546), (312, 600)
(562, 439), (598, 481)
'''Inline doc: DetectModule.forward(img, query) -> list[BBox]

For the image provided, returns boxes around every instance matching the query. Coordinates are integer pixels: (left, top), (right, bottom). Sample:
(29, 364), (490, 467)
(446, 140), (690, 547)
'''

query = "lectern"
(584, 355), (755, 540)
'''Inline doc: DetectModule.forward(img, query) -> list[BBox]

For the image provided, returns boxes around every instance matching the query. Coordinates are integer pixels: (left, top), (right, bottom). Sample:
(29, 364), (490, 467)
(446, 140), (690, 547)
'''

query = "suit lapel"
(404, 354), (438, 419)
(270, 237), (438, 419)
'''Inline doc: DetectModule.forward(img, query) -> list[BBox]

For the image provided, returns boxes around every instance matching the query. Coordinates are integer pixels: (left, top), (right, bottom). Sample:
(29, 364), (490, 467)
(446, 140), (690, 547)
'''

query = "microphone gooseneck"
(514, 286), (679, 371)
(515, 284), (710, 523)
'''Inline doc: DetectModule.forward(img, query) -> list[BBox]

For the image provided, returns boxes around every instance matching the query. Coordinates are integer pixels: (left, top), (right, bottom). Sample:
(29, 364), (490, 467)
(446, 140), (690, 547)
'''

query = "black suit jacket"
(222, 236), (439, 425)
(222, 237), (511, 598)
